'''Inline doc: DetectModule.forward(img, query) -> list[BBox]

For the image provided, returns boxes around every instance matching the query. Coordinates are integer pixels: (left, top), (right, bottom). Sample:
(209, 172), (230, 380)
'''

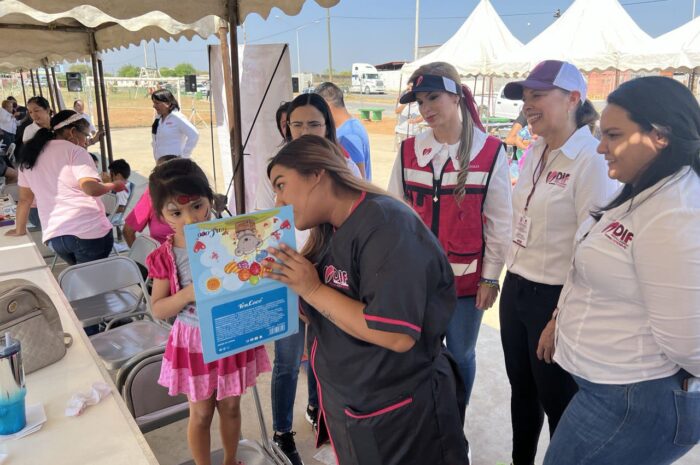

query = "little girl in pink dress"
(146, 158), (270, 465)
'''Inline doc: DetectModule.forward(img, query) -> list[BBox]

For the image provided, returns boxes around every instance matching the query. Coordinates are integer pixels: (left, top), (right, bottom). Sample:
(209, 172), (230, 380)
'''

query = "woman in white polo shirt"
(540, 77), (700, 465)
(500, 60), (618, 465)
(151, 89), (199, 161)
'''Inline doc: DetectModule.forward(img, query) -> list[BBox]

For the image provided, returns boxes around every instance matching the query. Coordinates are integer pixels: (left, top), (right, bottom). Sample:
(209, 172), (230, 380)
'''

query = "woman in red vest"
(387, 62), (512, 423)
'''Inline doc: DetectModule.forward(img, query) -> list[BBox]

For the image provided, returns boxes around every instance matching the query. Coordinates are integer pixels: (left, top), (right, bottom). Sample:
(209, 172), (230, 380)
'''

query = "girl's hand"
(4, 228), (26, 237)
(267, 244), (321, 300)
(181, 283), (195, 304)
(537, 318), (557, 363)
(475, 285), (498, 310)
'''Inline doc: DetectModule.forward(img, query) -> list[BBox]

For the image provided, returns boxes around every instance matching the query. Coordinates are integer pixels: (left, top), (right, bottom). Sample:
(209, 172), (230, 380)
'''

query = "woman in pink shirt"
(123, 156), (176, 246)
(6, 110), (125, 265)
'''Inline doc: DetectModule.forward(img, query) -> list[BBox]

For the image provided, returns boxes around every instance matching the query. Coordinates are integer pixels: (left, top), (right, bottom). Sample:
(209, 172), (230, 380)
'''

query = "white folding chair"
(58, 256), (170, 370)
(58, 255), (149, 327)
(128, 235), (160, 273)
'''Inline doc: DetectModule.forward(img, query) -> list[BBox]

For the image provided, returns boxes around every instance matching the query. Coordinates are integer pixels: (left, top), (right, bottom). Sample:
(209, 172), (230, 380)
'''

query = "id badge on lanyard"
(513, 213), (531, 248)
(513, 146), (556, 249)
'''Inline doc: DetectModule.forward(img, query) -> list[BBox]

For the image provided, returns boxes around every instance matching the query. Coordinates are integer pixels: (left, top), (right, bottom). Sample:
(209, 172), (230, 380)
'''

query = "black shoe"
(273, 431), (304, 465)
(305, 405), (319, 434)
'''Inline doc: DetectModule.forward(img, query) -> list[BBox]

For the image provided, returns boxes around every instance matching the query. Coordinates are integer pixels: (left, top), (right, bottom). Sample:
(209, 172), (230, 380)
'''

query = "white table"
(0, 226), (47, 276)
(0, 255), (158, 463)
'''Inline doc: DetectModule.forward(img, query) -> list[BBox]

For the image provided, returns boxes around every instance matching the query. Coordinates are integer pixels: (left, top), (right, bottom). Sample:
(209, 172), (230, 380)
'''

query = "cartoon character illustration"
(191, 210), (294, 290)
(234, 219), (263, 257)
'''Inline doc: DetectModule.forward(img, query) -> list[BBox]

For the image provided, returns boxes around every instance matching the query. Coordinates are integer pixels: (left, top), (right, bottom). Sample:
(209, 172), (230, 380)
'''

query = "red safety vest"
(400, 135), (502, 296)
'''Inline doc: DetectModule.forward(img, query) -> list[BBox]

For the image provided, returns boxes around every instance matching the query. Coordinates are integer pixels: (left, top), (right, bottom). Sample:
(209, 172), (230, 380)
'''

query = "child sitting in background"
(108, 159), (131, 217)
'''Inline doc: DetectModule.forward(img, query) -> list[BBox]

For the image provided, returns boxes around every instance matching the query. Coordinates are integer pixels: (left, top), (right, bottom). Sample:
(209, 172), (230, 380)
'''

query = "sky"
(97, 0), (697, 74)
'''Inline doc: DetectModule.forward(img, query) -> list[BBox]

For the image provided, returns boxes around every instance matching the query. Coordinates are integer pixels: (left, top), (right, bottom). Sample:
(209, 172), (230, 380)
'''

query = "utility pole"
(326, 8), (333, 81)
(143, 43), (148, 68)
(414, 0), (420, 60)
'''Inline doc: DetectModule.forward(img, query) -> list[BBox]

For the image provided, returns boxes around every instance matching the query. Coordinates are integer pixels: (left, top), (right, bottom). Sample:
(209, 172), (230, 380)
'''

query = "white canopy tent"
(622, 16), (700, 72)
(1, 0), (341, 213)
(492, 0), (656, 76)
(401, 0), (523, 78)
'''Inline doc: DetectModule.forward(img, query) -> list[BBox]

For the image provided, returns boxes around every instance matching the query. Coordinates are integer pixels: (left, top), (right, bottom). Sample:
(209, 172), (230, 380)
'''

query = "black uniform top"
(303, 192), (457, 410)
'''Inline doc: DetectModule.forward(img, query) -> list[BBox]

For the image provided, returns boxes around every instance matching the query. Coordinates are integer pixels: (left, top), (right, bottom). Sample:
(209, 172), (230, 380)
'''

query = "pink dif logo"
(324, 265), (349, 289)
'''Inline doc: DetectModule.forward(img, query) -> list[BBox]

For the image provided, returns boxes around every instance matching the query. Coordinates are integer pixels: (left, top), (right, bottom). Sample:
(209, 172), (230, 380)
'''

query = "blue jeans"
(445, 296), (484, 406)
(271, 321), (318, 432)
(48, 231), (113, 266)
(544, 370), (700, 465)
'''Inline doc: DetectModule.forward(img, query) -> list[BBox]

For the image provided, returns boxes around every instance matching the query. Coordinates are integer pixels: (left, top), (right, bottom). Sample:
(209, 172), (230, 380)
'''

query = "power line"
(329, 0), (669, 21)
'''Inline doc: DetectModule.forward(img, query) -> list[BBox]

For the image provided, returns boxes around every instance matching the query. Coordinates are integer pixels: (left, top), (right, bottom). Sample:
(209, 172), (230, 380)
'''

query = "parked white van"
(493, 85), (524, 120)
(350, 63), (385, 94)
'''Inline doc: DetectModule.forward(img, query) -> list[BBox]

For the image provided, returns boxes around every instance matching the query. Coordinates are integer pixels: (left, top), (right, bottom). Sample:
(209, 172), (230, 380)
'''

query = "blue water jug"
(0, 333), (26, 435)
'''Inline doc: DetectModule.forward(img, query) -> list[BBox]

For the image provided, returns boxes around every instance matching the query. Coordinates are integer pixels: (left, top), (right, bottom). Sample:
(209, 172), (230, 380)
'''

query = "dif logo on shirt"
(546, 170), (571, 188)
(602, 221), (634, 249)
(324, 265), (349, 290)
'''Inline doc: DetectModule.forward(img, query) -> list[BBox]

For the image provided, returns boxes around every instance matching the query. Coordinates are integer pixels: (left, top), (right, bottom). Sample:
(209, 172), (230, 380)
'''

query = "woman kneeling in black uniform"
(266, 135), (470, 465)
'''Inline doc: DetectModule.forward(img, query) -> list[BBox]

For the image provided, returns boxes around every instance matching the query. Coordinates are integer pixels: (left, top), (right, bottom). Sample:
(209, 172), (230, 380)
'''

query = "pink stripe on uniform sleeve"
(364, 314), (422, 333)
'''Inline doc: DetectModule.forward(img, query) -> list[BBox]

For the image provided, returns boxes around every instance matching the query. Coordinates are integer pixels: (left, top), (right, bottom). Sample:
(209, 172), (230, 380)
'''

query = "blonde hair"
(267, 135), (389, 262)
(409, 62), (474, 201)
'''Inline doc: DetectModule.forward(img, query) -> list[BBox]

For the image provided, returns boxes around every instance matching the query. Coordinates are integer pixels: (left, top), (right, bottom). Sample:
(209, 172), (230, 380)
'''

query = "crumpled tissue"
(65, 382), (112, 417)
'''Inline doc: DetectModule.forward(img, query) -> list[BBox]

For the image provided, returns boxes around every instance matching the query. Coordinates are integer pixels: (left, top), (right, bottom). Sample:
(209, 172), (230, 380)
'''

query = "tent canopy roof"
(401, 0), (523, 77)
(11, 0), (339, 25)
(0, 0), (339, 69)
(493, 0), (655, 76)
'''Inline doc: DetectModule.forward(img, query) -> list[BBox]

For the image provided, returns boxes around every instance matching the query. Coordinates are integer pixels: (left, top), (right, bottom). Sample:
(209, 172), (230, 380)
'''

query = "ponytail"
(454, 92), (475, 201)
(17, 128), (55, 170)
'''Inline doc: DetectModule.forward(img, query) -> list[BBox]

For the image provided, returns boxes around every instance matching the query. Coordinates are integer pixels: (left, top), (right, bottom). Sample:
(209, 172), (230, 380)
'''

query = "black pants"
(499, 272), (578, 465)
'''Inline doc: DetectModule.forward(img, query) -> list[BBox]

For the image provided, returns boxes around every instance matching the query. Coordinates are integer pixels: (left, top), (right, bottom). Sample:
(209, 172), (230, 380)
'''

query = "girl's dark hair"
(575, 99), (599, 131)
(593, 76), (700, 220)
(151, 89), (180, 135)
(267, 135), (388, 262)
(276, 101), (291, 141)
(149, 158), (214, 219)
(27, 96), (50, 112)
(284, 93), (337, 143)
(17, 110), (90, 170)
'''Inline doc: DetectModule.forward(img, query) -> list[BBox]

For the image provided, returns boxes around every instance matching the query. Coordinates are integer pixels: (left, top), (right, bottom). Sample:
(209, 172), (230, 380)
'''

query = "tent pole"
(97, 58), (114, 164)
(207, 45), (218, 190)
(36, 69), (43, 98)
(90, 49), (107, 171)
(20, 70), (27, 105)
(50, 67), (61, 110)
(29, 69), (36, 96)
(614, 70), (621, 89)
(480, 74), (486, 109)
(228, 1), (246, 214)
(218, 27), (235, 132)
(44, 64), (56, 111)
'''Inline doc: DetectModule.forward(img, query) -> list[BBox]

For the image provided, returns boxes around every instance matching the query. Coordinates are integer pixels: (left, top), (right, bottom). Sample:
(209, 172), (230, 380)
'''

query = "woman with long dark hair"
(151, 89), (199, 161)
(541, 76), (700, 465)
(267, 135), (470, 465)
(258, 92), (359, 465)
(5, 110), (125, 264)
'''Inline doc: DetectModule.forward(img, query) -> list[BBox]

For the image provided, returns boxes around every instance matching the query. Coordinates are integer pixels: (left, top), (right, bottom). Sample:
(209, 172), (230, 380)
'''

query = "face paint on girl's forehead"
(175, 194), (200, 205)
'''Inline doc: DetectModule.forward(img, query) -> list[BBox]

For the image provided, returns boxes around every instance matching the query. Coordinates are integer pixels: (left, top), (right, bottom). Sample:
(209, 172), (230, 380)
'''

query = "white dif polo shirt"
(506, 126), (618, 285)
(151, 110), (199, 159)
(555, 168), (700, 383)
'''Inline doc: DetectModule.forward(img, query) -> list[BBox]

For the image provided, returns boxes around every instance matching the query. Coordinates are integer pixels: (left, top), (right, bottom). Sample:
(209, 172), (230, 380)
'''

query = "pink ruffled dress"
(147, 236), (271, 402)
